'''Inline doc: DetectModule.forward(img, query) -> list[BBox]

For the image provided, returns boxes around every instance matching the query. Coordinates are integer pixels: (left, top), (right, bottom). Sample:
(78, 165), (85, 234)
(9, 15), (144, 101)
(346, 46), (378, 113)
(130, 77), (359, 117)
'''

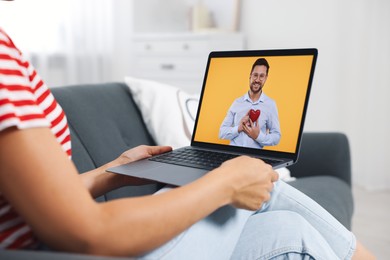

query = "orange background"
(193, 55), (314, 153)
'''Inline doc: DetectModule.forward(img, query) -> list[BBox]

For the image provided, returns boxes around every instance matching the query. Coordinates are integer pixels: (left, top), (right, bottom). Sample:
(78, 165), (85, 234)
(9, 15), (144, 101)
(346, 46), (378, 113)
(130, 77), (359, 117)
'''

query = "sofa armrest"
(288, 132), (352, 186)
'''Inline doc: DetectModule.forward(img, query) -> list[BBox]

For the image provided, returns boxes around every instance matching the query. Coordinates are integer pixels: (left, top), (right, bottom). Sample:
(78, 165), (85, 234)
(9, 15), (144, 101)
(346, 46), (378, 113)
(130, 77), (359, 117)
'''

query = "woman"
(0, 27), (374, 259)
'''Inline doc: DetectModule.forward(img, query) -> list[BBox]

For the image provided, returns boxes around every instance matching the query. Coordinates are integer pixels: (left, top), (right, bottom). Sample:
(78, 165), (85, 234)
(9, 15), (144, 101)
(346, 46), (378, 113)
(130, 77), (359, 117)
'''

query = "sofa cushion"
(51, 83), (160, 200)
(52, 83), (156, 166)
(124, 76), (199, 149)
(289, 176), (353, 230)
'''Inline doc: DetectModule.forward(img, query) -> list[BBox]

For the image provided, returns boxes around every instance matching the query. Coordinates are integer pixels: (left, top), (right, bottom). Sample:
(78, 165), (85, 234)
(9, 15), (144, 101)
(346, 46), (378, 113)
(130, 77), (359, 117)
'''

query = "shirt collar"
(244, 91), (265, 105)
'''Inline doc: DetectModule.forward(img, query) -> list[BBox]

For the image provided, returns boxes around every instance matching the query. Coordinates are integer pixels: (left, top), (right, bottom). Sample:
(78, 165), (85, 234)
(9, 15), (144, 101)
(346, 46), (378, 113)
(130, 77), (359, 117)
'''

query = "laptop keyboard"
(149, 148), (281, 170)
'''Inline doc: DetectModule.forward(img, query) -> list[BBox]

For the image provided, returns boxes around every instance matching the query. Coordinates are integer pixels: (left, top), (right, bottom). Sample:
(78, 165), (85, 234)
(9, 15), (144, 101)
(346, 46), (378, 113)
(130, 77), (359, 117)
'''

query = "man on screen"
(219, 58), (281, 149)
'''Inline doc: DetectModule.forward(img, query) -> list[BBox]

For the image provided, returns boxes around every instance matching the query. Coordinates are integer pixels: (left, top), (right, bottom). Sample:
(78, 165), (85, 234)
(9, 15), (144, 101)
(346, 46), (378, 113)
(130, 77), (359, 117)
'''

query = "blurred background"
(1, 0), (389, 257)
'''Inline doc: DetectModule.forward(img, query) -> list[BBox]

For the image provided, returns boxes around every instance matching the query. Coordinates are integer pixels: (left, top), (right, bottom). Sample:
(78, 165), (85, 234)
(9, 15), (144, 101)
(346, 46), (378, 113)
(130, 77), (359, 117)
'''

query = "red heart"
(249, 109), (261, 122)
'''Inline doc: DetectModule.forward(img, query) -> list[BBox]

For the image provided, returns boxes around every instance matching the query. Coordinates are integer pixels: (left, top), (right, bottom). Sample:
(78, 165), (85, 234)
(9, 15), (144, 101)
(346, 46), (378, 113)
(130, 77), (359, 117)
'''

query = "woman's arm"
(0, 127), (278, 256)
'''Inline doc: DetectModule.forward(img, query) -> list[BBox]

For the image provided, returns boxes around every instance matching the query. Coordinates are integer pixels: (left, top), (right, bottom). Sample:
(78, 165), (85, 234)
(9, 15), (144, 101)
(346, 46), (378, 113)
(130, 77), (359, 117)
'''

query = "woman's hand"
(214, 156), (279, 211)
(112, 145), (172, 168)
(107, 145), (172, 186)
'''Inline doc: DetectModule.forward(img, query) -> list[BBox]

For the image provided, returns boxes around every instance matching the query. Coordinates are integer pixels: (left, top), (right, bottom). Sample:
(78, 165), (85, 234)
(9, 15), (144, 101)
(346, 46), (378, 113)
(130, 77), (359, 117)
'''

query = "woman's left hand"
(101, 145), (173, 188)
(113, 145), (173, 167)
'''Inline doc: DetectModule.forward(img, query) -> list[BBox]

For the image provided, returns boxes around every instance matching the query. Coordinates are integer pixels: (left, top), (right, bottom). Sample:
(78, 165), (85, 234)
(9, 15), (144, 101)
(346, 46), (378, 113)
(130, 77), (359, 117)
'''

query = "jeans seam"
(256, 245), (322, 260)
(344, 232), (357, 260)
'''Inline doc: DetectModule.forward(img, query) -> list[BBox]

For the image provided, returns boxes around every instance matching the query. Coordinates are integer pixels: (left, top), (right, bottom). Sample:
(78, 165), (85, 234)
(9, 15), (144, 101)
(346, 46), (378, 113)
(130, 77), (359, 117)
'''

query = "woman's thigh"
(258, 180), (356, 259)
(231, 211), (340, 260)
(139, 205), (254, 260)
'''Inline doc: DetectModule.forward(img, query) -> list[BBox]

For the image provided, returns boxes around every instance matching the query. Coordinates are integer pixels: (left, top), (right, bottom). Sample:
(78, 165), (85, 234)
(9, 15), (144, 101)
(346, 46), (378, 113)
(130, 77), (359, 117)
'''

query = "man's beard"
(250, 82), (262, 94)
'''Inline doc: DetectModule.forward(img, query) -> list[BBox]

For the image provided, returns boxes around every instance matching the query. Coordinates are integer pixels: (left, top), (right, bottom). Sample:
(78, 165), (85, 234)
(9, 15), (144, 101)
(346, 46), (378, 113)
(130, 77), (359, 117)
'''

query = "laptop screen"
(192, 49), (317, 158)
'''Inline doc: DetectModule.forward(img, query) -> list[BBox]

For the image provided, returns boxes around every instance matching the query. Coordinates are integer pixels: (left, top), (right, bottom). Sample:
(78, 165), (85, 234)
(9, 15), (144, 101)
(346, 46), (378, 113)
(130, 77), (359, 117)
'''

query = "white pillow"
(124, 76), (294, 181)
(125, 76), (199, 149)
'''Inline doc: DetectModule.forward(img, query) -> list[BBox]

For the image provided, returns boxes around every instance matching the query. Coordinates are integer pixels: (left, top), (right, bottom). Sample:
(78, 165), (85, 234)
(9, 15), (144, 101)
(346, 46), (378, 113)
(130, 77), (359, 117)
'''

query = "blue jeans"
(140, 181), (356, 259)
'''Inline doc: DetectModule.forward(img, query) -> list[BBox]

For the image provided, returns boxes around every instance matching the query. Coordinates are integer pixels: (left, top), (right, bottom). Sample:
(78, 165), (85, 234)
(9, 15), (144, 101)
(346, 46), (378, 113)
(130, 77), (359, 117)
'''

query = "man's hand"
(238, 111), (250, 133)
(242, 119), (260, 140)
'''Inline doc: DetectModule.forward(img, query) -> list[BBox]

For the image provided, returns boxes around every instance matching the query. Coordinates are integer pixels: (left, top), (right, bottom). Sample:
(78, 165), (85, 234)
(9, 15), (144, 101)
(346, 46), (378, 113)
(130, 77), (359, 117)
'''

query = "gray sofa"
(0, 82), (354, 259)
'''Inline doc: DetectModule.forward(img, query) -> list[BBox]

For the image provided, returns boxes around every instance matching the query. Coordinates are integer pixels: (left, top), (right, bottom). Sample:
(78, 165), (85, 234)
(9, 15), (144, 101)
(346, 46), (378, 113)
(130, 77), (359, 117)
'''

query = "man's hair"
(251, 58), (270, 75)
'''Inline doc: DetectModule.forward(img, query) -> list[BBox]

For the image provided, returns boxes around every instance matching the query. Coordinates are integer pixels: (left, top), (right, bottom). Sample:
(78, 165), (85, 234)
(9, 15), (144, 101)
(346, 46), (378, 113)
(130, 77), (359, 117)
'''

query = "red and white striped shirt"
(0, 28), (71, 249)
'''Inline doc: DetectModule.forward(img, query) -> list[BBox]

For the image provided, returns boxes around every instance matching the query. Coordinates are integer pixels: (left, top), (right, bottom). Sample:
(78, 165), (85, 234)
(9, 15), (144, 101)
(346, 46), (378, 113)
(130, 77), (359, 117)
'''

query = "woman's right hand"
(215, 156), (279, 211)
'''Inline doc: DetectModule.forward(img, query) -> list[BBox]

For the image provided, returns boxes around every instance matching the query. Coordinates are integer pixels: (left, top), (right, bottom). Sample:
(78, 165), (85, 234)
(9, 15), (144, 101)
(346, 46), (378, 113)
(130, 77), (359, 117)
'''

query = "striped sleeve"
(0, 198), (37, 249)
(0, 28), (71, 156)
(0, 30), (51, 131)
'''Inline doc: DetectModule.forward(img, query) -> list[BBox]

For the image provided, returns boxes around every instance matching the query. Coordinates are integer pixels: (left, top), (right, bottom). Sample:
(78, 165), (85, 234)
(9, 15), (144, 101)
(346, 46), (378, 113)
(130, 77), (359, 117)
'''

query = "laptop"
(108, 48), (318, 186)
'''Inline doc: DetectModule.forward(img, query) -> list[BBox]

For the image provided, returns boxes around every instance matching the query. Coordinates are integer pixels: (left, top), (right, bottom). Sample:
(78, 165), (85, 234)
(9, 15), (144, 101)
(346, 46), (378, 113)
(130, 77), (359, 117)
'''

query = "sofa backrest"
(51, 82), (160, 200)
(288, 132), (351, 186)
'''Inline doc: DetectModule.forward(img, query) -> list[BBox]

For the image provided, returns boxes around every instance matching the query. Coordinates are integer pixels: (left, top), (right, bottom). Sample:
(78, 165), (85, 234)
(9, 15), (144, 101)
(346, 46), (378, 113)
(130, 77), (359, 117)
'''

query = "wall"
(132, 0), (190, 32)
(240, 0), (390, 190)
(110, 0), (135, 82)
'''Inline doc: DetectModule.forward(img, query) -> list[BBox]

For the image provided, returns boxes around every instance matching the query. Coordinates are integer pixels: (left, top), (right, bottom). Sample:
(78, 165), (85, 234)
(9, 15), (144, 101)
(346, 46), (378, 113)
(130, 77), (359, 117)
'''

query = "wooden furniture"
(130, 32), (245, 93)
